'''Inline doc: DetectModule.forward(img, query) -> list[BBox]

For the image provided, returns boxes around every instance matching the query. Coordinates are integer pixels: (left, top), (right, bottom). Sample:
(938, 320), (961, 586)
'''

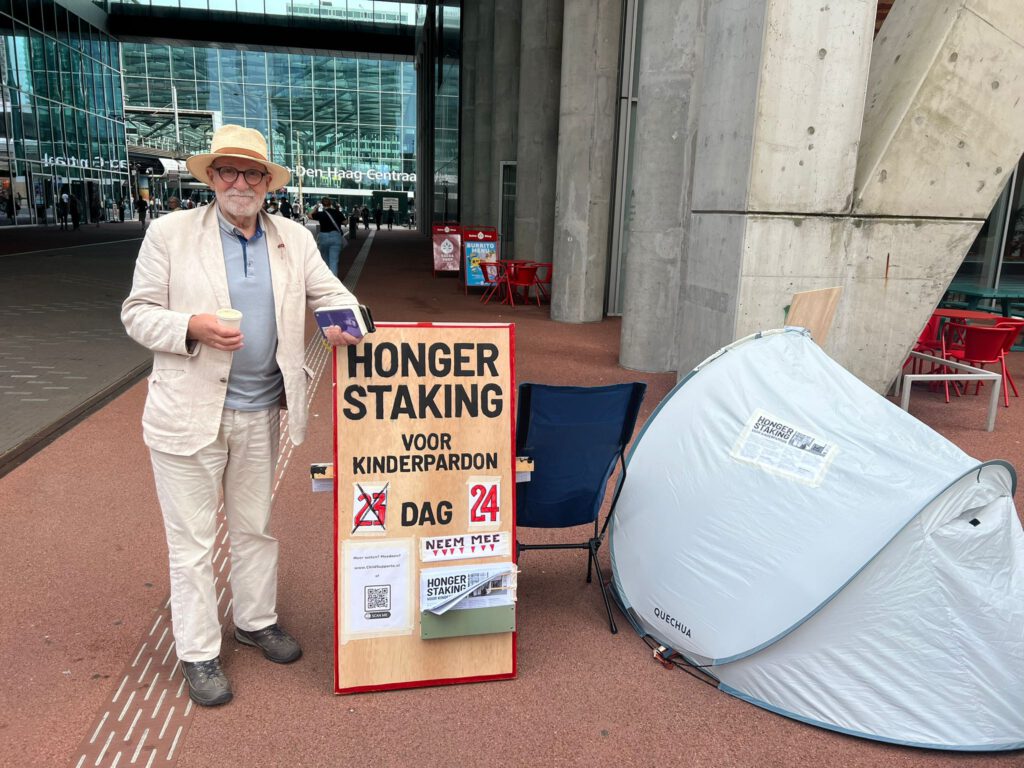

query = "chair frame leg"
(589, 539), (618, 634)
(516, 538), (619, 634)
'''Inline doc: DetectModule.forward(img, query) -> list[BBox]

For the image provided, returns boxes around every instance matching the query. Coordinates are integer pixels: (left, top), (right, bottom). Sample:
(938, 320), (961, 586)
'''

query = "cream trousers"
(149, 406), (281, 662)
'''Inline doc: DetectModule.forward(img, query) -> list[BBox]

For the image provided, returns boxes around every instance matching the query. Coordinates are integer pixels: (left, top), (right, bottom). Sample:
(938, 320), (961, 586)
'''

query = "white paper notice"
(730, 408), (838, 487)
(340, 539), (413, 642)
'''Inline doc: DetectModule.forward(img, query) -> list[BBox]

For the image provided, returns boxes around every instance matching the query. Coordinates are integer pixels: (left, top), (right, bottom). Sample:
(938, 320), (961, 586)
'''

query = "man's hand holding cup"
(187, 308), (244, 351)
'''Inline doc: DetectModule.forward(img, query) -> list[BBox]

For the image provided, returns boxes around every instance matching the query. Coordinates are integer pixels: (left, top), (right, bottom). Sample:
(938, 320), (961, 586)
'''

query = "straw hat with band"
(186, 125), (291, 191)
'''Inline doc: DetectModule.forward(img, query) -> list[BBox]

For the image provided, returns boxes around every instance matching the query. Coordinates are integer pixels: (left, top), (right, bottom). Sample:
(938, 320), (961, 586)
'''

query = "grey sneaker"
(234, 623), (302, 664)
(181, 658), (233, 707)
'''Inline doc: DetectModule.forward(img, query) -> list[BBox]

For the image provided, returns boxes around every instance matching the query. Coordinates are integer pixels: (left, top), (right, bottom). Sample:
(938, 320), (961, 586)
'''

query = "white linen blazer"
(122, 204), (358, 455)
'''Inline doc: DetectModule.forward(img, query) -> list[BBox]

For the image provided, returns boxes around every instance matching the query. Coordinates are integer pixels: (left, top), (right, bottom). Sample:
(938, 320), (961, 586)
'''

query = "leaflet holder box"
(420, 605), (516, 640)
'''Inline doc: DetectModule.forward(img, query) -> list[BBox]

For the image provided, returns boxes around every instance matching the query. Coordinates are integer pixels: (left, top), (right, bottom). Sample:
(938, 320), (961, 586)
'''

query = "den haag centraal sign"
(333, 324), (517, 694)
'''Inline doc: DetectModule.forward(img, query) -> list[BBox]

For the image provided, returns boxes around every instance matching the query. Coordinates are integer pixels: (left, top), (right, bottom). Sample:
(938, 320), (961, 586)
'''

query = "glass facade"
(94, 0), (421, 29)
(952, 154), (1024, 292)
(121, 41), (419, 212)
(0, 0), (128, 226)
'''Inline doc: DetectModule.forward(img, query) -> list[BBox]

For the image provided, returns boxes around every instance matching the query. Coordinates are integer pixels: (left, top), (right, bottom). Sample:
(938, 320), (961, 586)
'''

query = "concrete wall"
(618, 0), (705, 371)
(513, 0), (564, 265)
(675, 0), (1024, 390)
(678, 0), (877, 376)
(550, 0), (622, 322)
(855, 0), (1024, 218)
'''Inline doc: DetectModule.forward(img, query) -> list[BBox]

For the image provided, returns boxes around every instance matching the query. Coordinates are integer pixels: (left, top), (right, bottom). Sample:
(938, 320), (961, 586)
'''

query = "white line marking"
(212, 546), (222, 564)
(216, 586), (226, 606)
(75, 755), (86, 768)
(124, 707), (142, 741)
(167, 725), (184, 760)
(184, 700), (193, 717)
(136, 657), (152, 684)
(166, 659), (179, 682)
(176, 677), (187, 698)
(110, 750), (122, 768)
(164, 596), (171, 609)
(131, 728), (149, 764)
(151, 689), (167, 719)
(95, 730), (114, 765)
(117, 690), (136, 721)
(161, 641), (176, 666)
(111, 675), (129, 705)
(218, 556), (228, 573)
(223, 597), (233, 618)
(144, 672), (160, 702)
(0, 237), (143, 259)
(148, 615), (162, 636)
(145, 749), (156, 768)
(131, 644), (147, 667)
(90, 711), (110, 744)
(158, 707), (175, 739)
(153, 627), (168, 652)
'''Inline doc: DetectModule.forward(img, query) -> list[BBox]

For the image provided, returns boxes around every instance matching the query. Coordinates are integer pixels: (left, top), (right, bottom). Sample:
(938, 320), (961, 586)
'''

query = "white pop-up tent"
(610, 328), (1024, 750)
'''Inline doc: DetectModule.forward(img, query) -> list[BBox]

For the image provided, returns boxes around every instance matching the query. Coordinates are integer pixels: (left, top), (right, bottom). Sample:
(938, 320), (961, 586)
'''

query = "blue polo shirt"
(216, 208), (283, 411)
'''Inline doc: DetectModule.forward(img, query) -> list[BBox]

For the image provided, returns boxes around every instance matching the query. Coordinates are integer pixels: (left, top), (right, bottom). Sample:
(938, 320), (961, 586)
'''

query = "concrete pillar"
(549, 0), (622, 323)
(677, 0), (1024, 392)
(514, 0), (563, 265)
(677, 0), (877, 378)
(459, 2), (478, 225)
(855, 0), (1024, 219)
(618, 0), (705, 371)
(415, 6), (435, 232)
(472, 0), (495, 227)
(491, 0), (521, 245)
(839, 0), (1024, 387)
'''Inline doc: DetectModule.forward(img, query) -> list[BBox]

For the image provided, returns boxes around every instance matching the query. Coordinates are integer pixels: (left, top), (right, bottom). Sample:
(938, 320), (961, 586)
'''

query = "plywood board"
(333, 323), (517, 693)
(787, 287), (843, 345)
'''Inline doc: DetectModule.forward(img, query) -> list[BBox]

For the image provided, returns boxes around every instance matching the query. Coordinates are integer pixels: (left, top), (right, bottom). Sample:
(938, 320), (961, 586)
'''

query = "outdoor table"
(932, 307), (1004, 323)
(932, 306), (1023, 351)
(944, 282), (1024, 317)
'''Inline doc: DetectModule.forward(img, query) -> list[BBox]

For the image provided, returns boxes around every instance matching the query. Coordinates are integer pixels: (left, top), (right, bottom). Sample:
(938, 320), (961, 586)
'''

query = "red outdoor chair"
(943, 322), (1015, 407)
(905, 314), (943, 375)
(505, 262), (540, 307)
(995, 319), (1024, 402)
(479, 261), (507, 305)
(530, 262), (552, 303)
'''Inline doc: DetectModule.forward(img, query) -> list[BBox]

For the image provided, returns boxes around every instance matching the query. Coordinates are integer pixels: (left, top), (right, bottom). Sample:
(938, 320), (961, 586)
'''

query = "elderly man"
(122, 125), (362, 707)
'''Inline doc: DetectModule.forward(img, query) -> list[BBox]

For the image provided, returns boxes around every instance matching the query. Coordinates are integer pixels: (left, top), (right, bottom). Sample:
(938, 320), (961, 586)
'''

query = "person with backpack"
(309, 196), (347, 276)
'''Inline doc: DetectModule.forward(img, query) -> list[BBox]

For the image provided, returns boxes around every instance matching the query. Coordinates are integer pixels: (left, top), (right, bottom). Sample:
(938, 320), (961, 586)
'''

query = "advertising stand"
(431, 224), (462, 276)
(333, 323), (518, 693)
(462, 226), (499, 294)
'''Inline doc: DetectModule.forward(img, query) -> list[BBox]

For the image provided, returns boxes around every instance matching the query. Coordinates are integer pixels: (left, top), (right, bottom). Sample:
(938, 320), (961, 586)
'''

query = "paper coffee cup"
(216, 308), (243, 329)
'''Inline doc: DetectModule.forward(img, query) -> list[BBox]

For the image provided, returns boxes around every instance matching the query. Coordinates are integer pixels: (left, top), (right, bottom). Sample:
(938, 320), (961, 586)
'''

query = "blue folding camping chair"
(515, 381), (647, 633)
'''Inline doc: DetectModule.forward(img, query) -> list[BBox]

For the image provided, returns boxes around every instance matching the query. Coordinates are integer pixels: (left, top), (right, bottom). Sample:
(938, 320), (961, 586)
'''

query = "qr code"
(364, 585), (391, 612)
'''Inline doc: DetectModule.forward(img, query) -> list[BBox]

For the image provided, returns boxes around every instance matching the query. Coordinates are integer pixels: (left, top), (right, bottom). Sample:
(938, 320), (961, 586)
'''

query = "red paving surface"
(2, 228), (1023, 767)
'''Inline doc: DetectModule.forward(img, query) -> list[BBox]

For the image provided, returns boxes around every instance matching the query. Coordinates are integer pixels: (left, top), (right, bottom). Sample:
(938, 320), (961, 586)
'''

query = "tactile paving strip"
(71, 336), (332, 767)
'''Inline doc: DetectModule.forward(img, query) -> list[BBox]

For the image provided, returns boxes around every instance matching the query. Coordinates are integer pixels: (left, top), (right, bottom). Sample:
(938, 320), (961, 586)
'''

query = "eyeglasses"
(211, 165), (271, 186)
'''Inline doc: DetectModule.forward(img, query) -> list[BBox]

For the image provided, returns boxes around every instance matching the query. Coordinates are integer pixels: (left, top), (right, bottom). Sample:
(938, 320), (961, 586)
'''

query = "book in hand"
(314, 304), (375, 340)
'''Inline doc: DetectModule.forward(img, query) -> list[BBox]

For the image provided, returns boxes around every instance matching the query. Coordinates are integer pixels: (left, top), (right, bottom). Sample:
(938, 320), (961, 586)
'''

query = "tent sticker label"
(420, 531), (511, 563)
(730, 409), (837, 487)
